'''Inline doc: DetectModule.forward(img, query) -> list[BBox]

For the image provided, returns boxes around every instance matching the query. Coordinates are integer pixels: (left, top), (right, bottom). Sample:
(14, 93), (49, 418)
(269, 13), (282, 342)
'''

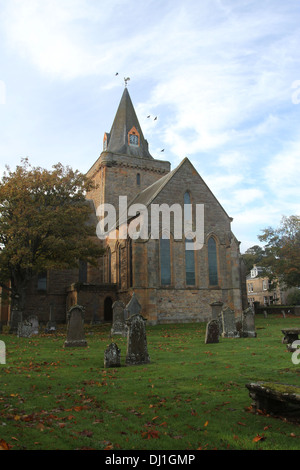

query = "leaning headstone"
(221, 307), (238, 338)
(205, 319), (219, 344)
(125, 313), (150, 365)
(17, 320), (34, 338)
(242, 307), (257, 338)
(9, 310), (22, 334)
(210, 301), (223, 320)
(64, 305), (87, 347)
(111, 301), (127, 336)
(27, 315), (39, 335)
(104, 342), (121, 368)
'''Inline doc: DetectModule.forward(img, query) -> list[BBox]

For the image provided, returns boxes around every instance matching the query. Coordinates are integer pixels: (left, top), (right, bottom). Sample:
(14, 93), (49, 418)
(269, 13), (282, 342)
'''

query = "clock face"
(129, 134), (139, 146)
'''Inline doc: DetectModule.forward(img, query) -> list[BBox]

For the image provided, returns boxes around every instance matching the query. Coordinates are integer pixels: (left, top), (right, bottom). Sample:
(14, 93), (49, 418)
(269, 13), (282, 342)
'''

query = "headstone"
(221, 307), (239, 338)
(126, 292), (142, 317)
(64, 305), (87, 347)
(111, 301), (127, 336)
(27, 315), (39, 335)
(104, 342), (121, 368)
(281, 310), (286, 319)
(0, 340), (5, 364)
(210, 301), (223, 320)
(9, 310), (22, 334)
(17, 320), (34, 338)
(125, 313), (150, 365)
(45, 304), (56, 333)
(205, 319), (219, 344)
(263, 310), (268, 318)
(242, 307), (257, 337)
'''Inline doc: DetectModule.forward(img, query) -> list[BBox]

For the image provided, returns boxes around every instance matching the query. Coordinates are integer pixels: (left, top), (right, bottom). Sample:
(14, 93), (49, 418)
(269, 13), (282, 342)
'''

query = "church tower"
(86, 87), (170, 214)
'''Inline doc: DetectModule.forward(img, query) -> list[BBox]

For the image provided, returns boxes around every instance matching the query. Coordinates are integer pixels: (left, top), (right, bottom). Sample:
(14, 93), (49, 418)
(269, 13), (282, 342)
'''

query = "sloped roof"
(106, 87), (153, 159)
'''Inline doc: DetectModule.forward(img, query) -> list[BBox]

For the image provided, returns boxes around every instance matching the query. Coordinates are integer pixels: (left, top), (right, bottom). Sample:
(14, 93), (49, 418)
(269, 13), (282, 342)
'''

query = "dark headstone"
(104, 342), (121, 368)
(17, 320), (34, 338)
(64, 305), (87, 348)
(205, 319), (219, 344)
(111, 301), (127, 336)
(125, 313), (150, 366)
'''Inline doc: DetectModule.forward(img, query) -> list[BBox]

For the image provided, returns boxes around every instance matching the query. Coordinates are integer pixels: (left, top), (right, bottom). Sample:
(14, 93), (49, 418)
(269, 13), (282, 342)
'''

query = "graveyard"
(0, 311), (299, 451)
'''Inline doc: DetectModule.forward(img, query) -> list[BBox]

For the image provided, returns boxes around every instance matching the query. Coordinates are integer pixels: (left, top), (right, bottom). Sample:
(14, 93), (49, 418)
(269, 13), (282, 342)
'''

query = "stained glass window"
(185, 239), (195, 285)
(208, 237), (218, 285)
(160, 238), (171, 285)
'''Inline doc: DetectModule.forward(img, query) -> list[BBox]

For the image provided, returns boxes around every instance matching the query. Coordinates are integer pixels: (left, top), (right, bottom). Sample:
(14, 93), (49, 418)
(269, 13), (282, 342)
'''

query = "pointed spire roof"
(106, 87), (153, 159)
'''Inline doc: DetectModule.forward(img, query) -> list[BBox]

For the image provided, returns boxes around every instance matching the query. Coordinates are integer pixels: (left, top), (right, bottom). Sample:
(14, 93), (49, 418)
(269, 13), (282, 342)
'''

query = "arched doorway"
(104, 297), (113, 322)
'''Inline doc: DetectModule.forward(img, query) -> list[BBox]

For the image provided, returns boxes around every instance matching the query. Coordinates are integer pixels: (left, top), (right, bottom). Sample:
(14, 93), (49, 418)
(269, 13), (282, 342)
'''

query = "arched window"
(128, 239), (133, 287)
(185, 239), (195, 285)
(107, 247), (111, 283)
(118, 244), (122, 288)
(160, 237), (171, 285)
(208, 237), (218, 285)
(137, 173), (140, 186)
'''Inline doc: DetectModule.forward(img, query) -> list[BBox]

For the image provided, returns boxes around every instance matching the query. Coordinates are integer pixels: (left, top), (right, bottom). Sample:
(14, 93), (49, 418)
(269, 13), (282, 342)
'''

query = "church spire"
(103, 87), (153, 159)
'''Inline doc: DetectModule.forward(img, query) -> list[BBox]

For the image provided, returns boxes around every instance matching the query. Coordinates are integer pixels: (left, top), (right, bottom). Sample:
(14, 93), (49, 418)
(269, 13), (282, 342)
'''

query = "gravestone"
(9, 310), (22, 334)
(281, 310), (286, 319)
(17, 320), (34, 338)
(242, 307), (257, 337)
(111, 301), (127, 336)
(27, 315), (39, 335)
(126, 292), (142, 318)
(64, 305), (87, 348)
(263, 310), (268, 318)
(221, 307), (238, 338)
(126, 313), (150, 365)
(45, 304), (56, 333)
(104, 342), (121, 368)
(205, 319), (219, 344)
(210, 301), (223, 320)
(0, 340), (5, 364)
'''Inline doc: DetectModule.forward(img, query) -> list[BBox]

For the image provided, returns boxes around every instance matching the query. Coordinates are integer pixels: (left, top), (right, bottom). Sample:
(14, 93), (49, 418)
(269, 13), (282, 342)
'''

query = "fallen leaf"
(204, 421), (209, 427)
(0, 439), (10, 450)
(253, 434), (266, 442)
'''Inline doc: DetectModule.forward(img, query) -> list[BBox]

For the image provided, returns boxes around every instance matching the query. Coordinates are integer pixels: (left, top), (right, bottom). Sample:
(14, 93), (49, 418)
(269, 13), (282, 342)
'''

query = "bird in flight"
(154, 116), (157, 120)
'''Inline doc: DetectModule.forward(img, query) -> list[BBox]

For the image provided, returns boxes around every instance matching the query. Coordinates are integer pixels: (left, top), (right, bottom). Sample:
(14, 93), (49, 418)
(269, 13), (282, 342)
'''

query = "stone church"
(0, 87), (247, 327)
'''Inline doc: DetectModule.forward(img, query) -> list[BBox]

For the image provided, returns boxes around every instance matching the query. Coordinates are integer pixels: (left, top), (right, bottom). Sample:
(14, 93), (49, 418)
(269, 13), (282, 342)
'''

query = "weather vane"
(124, 77), (130, 87)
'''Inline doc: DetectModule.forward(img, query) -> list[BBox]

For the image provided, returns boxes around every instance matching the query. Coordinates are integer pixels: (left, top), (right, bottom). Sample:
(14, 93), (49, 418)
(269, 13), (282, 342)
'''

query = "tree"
(242, 245), (266, 273)
(258, 215), (300, 289)
(0, 158), (103, 312)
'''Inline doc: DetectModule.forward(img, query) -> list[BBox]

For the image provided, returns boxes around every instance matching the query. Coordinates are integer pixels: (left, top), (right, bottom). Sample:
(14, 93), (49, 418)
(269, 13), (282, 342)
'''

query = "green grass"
(0, 315), (299, 450)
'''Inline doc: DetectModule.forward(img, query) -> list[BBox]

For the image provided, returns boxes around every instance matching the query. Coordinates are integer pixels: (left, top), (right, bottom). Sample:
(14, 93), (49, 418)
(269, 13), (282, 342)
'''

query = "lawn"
(0, 315), (299, 451)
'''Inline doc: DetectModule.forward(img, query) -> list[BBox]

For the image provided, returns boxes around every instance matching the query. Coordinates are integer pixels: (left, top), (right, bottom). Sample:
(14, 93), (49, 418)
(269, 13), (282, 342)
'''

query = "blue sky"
(0, 0), (299, 253)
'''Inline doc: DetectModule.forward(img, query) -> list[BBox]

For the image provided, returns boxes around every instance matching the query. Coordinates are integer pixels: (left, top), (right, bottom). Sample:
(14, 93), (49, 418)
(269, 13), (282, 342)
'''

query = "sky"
(0, 0), (299, 253)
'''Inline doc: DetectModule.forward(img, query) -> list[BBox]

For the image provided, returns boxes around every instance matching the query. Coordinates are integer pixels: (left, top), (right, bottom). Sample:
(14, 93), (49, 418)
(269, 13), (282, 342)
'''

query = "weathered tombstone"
(9, 310), (22, 334)
(45, 304), (57, 333)
(205, 319), (219, 344)
(64, 305), (87, 348)
(125, 313), (150, 365)
(221, 307), (238, 338)
(111, 301), (127, 336)
(281, 310), (286, 319)
(263, 310), (268, 318)
(27, 315), (39, 335)
(104, 342), (121, 368)
(242, 307), (257, 338)
(17, 320), (34, 338)
(210, 301), (223, 320)
(0, 340), (5, 364)
(126, 292), (142, 317)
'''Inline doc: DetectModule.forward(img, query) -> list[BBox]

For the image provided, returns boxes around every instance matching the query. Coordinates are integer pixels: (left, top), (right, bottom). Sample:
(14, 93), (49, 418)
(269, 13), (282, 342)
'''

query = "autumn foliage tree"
(0, 158), (103, 312)
(258, 215), (300, 289)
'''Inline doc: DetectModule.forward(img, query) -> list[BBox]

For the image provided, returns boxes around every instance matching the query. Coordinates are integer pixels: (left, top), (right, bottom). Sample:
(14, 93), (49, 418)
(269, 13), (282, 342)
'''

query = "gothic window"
(128, 239), (133, 288)
(107, 247), (111, 283)
(184, 191), (192, 234)
(118, 244), (122, 288)
(185, 239), (195, 286)
(160, 238), (171, 285)
(208, 237), (218, 285)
